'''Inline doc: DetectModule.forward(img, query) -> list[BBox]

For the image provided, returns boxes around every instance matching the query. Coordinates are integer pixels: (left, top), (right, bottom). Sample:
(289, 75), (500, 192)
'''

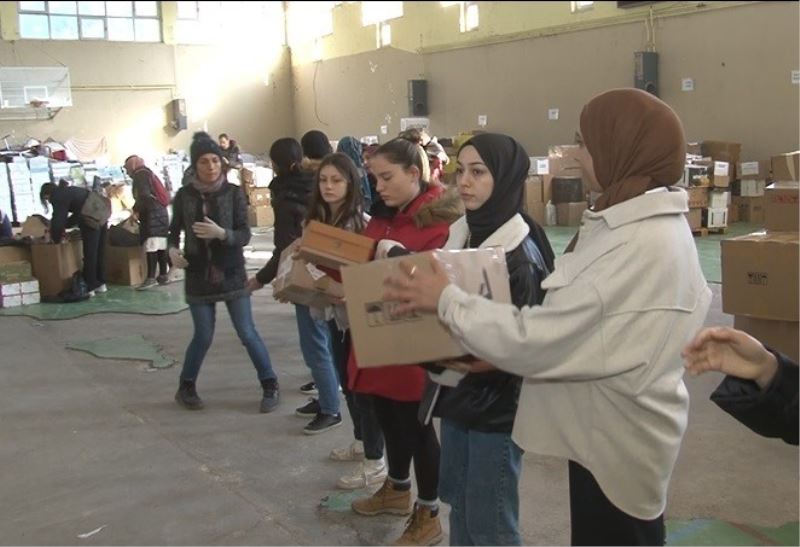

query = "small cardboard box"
(732, 196), (765, 224)
(708, 190), (730, 209)
(712, 161), (730, 188)
(686, 142), (702, 155)
(240, 167), (255, 185)
(771, 151), (799, 182)
(528, 201), (546, 226)
(105, 244), (146, 286)
(31, 239), (83, 297)
(524, 175), (543, 214)
(739, 160), (771, 181)
(0, 294), (22, 308)
(764, 183), (799, 232)
(556, 202), (587, 227)
(721, 231), (798, 321)
(685, 186), (709, 209)
(702, 141), (742, 179)
(734, 315), (799, 363)
(20, 278), (39, 294)
(703, 207), (728, 229)
(342, 247), (511, 368)
(273, 242), (344, 308)
(0, 260), (33, 282)
(739, 179), (766, 197)
(0, 281), (21, 297)
(21, 215), (48, 239)
(728, 203), (739, 224)
(686, 208), (702, 231)
(0, 245), (31, 265)
(548, 144), (582, 175)
(528, 157), (550, 176)
(248, 187), (271, 206)
(297, 220), (375, 270)
(21, 291), (40, 305)
(248, 205), (274, 228)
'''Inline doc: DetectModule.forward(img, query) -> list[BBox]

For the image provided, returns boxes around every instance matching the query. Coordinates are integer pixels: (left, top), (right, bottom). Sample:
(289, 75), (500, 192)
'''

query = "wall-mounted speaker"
(169, 98), (187, 131)
(408, 79), (428, 117)
(634, 51), (659, 97)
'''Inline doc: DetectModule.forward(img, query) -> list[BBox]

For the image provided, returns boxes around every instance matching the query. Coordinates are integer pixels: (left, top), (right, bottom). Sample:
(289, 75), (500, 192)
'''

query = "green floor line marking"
(66, 334), (176, 369)
(0, 285), (188, 321)
(666, 518), (798, 546)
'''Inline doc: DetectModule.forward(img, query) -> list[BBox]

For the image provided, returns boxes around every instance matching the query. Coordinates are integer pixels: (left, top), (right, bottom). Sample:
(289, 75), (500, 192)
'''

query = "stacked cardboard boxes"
(105, 243), (146, 286)
(0, 278), (40, 308)
(30, 238), (83, 297)
(730, 160), (770, 224)
(242, 169), (274, 228)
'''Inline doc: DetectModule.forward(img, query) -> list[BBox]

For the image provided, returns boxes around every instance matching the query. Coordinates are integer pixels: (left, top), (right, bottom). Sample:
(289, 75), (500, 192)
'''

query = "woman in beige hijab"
(384, 88), (711, 545)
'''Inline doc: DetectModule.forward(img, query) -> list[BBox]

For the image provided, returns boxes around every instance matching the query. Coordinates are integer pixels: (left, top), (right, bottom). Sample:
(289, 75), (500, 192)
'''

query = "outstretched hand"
(682, 326), (779, 389)
(382, 255), (450, 315)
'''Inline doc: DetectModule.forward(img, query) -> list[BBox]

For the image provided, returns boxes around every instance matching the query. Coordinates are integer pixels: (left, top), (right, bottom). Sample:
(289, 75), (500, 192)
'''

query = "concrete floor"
(1, 229), (797, 546)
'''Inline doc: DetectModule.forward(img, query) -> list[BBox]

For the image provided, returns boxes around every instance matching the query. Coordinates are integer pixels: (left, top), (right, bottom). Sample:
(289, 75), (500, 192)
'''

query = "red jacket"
(348, 184), (462, 401)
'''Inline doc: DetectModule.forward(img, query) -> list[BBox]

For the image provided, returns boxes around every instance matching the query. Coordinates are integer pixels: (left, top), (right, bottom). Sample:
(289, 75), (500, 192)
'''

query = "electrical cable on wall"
(312, 60), (329, 127)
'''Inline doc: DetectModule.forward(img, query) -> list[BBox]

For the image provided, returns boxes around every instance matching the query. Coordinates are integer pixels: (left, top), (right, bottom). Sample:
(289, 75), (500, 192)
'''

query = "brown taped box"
(342, 247), (511, 368)
(248, 205), (274, 227)
(0, 245), (31, 265)
(528, 202), (546, 226)
(712, 161), (731, 188)
(248, 187), (271, 206)
(738, 160), (771, 181)
(727, 203), (739, 224)
(298, 220), (375, 270)
(686, 142), (702, 155)
(721, 231), (798, 322)
(764, 183), (799, 232)
(556, 202), (587, 227)
(686, 208), (702, 231)
(771, 151), (799, 182)
(701, 141), (742, 180)
(30, 239), (83, 297)
(685, 186), (710, 208)
(548, 144), (582, 179)
(273, 241), (344, 308)
(731, 196), (764, 224)
(733, 315), (799, 363)
(524, 175), (543, 215)
(105, 244), (146, 286)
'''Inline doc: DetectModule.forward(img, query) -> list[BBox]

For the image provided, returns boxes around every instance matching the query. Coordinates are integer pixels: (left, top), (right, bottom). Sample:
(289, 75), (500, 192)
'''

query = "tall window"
(361, 1), (402, 26)
(286, 1), (335, 46)
(175, 1), (284, 46)
(18, 1), (160, 41)
(460, 1), (478, 32)
(571, 1), (595, 12)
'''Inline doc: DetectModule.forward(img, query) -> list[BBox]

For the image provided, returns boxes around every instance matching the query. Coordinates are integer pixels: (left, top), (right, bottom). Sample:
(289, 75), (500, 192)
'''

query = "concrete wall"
(292, 1), (799, 161)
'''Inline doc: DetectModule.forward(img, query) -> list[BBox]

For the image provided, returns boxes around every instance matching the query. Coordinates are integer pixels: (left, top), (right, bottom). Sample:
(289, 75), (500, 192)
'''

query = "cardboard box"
(685, 186), (710, 208)
(342, 248), (511, 367)
(551, 176), (584, 204)
(0, 281), (21, 297)
(0, 245), (31, 265)
(732, 196), (765, 224)
(681, 164), (712, 188)
(297, 220), (375, 270)
(20, 215), (48, 239)
(708, 190), (730, 209)
(548, 145), (582, 175)
(30, 240), (83, 297)
(764, 183), (799, 232)
(704, 207), (728, 229)
(248, 205), (274, 228)
(21, 291), (40, 305)
(248, 187), (271, 206)
(687, 142), (702, 155)
(0, 294), (22, 308)
(686, 208), (702, 231)
(739, 160), (771, 181)
(712, 161), (730, 188)
(240, 167), (255, 185)
(739, 179), (766, 197)
(734, 315), (799, 363)
(20, 278), (39, 294)
(528, 157), (550, 176)
(524, 176), (543, 215)
(273, 242), (344, 308)
(556, 202), (587, 227)
(542, 174), (553, 205)
(528, 201), (546, 226)
(728, 203), (739, 224)
(702, 141), (742, 179)
(771, 151), (799, 182)
(0, 260), (32, 282)
(721, 231), (798, 321)
(105, 244), (146, 286)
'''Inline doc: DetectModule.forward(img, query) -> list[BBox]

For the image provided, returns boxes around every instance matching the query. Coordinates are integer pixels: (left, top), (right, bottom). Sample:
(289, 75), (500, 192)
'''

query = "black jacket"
(255, 170), (314, 285)
(131, 167), (169, 242)
(222, 141), (242, 168)
(168, 182), (250, 304)
(431, 237), (549, 433)
(710, 350), (798, 445)
(49, 186), (89, 242)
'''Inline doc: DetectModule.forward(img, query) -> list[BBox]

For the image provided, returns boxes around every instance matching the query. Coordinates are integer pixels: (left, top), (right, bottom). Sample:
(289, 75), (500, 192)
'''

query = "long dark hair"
(374, 138), (428, 184)
(39, 182), (57, 212)
(269, 138), (303, 177)
(306, 153), (366, 233)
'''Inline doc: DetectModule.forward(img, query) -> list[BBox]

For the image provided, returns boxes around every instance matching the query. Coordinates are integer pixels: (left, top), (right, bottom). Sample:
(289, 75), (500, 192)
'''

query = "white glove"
(169, 247), (189, 269)
(192, 216), (226, 241)
(375, 239), (405, 260)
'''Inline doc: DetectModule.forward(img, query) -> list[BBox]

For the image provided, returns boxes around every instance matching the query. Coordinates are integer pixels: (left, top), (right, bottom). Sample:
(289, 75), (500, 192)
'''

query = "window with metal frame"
(18, 1), (160, 42)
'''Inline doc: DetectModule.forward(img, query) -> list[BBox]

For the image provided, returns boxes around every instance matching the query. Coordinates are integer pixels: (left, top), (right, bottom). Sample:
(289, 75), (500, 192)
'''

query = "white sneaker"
(95, 284), (108, 294)
(330, 440), (365, 462)
(336, 458), (387, 490)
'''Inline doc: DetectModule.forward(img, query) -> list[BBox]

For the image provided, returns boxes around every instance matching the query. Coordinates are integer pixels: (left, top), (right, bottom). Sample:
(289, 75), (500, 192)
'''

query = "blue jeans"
(439, 419), (523, 546)
(180, 296), (276, 383)
(294, 304), (339, 416)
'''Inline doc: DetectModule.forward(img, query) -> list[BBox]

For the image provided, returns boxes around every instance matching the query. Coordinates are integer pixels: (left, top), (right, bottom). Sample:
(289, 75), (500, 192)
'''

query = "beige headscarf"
(581, 88), (686, 212)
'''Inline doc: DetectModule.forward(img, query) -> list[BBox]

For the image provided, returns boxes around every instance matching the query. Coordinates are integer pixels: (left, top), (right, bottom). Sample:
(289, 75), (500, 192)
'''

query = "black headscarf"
(459, 133), (556, 272)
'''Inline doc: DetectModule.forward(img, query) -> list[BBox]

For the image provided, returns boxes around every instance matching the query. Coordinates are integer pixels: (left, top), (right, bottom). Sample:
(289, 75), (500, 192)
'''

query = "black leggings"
(328, 321), (384, 460)
(146, 250), (168, 279)
(569, 460), (665, 546)
(79, 222), (107, 291)
(372, 395), (440, 501)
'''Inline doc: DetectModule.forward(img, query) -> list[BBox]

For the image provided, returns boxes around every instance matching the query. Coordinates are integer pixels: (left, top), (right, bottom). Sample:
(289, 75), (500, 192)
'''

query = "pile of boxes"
(721, 151), (799, 362)
(8, 158), (35, 223)
(680, 141), (738, 233)
(0, 254), (40, 308)
(730, 160), (769, 223)
(0, 165), (11, 220)
(523, 145), (588, 227)
(241, 167), (275, 228)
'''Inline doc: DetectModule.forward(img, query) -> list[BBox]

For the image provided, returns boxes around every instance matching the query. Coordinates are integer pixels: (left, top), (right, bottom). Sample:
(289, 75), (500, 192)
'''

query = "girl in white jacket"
(384, 88), (711, 545)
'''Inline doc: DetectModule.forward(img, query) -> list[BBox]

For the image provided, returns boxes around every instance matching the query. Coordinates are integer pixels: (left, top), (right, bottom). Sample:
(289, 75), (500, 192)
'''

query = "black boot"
(260, 378), (280, 413)
(175, 379), (204, 410)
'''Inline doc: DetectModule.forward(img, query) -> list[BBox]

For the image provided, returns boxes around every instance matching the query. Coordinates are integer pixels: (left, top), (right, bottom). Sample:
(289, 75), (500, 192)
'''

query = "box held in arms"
(342, 248), (511, 368)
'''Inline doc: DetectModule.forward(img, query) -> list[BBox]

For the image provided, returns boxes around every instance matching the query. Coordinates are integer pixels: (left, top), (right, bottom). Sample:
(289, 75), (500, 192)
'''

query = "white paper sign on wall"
(548, 108), (559, 121)
(792, 70), (800, 85)
(477, 115), (487, 127)
(380, 125), (388, 135)
(682, 78), (694, 92)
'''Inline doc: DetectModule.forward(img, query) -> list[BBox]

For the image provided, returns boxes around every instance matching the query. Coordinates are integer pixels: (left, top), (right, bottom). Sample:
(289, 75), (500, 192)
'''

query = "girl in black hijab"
(427, 133), (554, 546)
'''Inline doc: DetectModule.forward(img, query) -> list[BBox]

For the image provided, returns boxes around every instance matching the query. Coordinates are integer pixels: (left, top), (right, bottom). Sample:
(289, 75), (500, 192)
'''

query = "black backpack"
(42, 271), (91, 303)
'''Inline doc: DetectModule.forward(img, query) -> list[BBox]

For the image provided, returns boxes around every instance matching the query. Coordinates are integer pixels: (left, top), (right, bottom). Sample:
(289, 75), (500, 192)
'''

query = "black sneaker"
(175, 380), (204, 410)
(295, 398), (320, 417)
(260, 378), (280, 413)
(303, 413), (343, 435)
(299, 381), (318, 395)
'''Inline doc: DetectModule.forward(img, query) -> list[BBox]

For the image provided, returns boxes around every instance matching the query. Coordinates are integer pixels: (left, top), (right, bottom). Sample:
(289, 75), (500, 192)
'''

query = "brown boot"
(392, 503), (443, 546)
(351, 479), (413, 516)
